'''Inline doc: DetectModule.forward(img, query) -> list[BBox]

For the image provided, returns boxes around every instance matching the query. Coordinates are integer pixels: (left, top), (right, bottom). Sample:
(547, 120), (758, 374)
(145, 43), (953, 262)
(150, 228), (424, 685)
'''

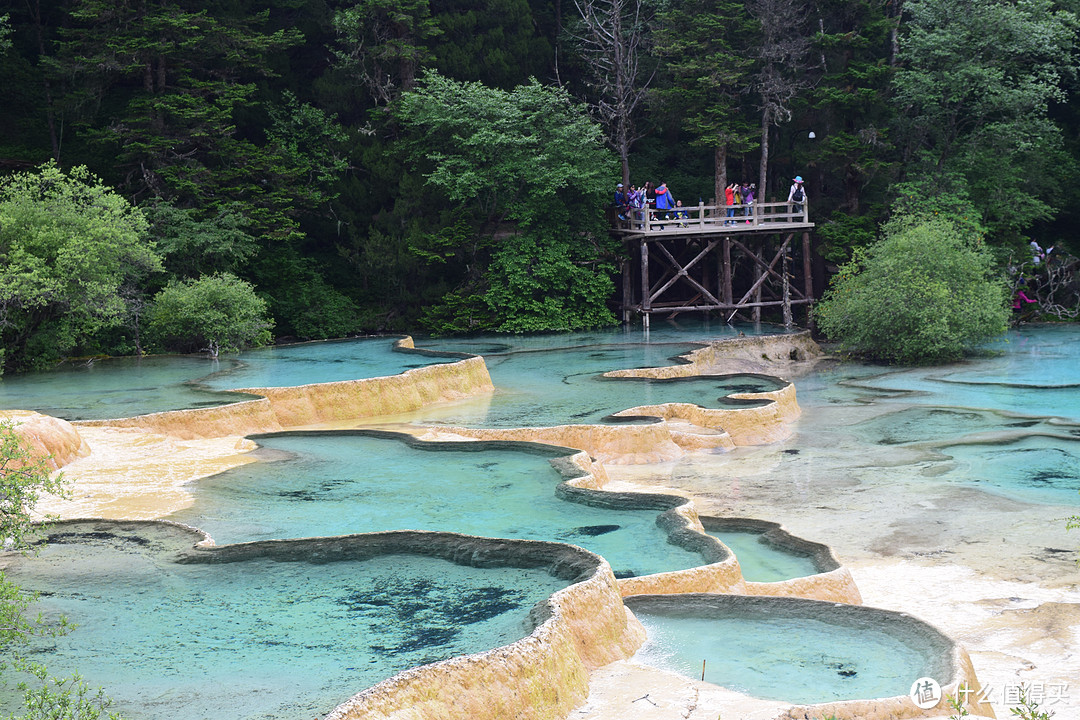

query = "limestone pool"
(628, 596), (946, 704)
(165, 432), (709, 578)
(0, 322), (779, 423)
(2, 322), (1078, 719)
(0, 337), (451, 420)
(0, 523), (571, 720)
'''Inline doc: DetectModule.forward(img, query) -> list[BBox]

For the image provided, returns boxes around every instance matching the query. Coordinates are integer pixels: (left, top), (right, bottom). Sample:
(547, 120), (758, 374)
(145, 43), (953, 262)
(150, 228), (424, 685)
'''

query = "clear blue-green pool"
(166, 432), (707, 578)
(631, 604), (940, 704)
(708, 530), (820, 582)
(0, 337), (451, 421)
(0, 524), (570, 720)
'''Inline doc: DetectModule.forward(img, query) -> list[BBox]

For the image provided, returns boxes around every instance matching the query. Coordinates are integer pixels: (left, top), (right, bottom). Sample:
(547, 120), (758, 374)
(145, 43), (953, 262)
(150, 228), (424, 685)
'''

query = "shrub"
(146, 273), (273, 356)
(816, 217), (1009, 364)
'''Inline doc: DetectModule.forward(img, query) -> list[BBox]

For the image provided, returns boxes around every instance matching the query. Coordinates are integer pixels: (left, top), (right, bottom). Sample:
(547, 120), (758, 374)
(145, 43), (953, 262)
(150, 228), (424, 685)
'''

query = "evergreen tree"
(652, 0), (757, 204)
(892, 0), (1077, 245)
(395, 73), (619, 331)
(803, 0), (897, 261)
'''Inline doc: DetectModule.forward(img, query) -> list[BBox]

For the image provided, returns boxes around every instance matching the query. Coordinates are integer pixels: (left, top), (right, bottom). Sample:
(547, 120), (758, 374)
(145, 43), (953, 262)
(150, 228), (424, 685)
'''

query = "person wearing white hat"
(787, 175), (806, 219)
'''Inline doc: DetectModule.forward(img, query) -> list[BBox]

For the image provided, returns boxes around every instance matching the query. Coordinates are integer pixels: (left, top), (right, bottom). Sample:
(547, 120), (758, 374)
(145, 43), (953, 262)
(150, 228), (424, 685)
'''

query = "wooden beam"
(727, 235), (792, 323)
(650, 299), (812, 312)
(728, 234), (808, 300)
(640, 240), (650, 314)
(648, 239), (721, 306)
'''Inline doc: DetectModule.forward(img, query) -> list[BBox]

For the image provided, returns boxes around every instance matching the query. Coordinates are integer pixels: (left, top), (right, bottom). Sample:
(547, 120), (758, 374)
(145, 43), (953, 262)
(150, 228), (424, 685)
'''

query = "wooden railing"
(615, 200), (809, 233)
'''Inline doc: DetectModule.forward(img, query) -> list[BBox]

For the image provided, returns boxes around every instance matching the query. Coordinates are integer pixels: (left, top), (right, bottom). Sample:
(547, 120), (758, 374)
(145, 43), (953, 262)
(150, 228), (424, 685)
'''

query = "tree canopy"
(816, 214), (1011, 363)
(0, 163), (161, 373)
(396, 73), (618, 331)
(0, 0), (1079, 365)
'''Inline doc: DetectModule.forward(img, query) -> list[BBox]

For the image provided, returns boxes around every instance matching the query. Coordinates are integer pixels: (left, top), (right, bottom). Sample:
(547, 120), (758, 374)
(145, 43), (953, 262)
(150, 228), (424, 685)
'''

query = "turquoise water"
(0, 524), (568, 720)
(166, 433), (709, 578)
(406, 343), (784, 427)
(786, 326), (1080, 506)
(842, 326), (1080, 424)
(708, 531), (820, 582)
(632, 607), (938, 704)
(0, 355), (247, 421)
(932, 435), (1080, 505)
(411, 319), (785, 355)
(198, 337), (452, 390)
(0, 337), (449, 421)
(5, 322), (1080, 717)
(0, 323), (781, 423)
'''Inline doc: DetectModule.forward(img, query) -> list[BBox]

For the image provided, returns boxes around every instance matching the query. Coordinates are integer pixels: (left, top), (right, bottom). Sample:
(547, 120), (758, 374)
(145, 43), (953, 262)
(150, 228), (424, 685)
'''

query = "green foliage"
(395, 72), (618, 331)
(1, 421), (124, 720)
(248, 245), (368, 339)
(1, 418), (71, 657)
(652, 0), (757, 200)
(947, 690), (971, 718)
(10, 662), (122, 720)
(0, 420), (66, 559)
(816, 211), (879, 264)
(50, 1), (348, 243)
(418, 290), (493, 334)
(484, 232), (616, 332)
(396, 73), (614, 225)
(428, 0), (553, 89)
(816, 216), (1010, 364)
(0, 13), (11, 53)
(331, 0), (441, 107)
(146, 273), (273, 356)
(0, 163), (161, 373)
(143, 201), (257, 280)
(892, 0), (1078, 243)
(888, 179), (988, 238)
(1010, 685), (1055, 720)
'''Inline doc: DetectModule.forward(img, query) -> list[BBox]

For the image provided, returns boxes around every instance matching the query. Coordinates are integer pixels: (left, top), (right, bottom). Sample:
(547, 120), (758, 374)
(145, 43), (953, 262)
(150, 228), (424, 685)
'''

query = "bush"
(0, 162), (161, 373)
(146, 273), (273, 356)
(816, 217), (1009, 364)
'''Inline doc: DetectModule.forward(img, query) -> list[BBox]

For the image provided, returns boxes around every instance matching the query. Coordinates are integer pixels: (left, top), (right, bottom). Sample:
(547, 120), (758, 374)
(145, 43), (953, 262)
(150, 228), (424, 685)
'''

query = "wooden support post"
(802, 231), (814, 331)
(640, 239), (650, 329)
(722, 237), (732, 305)
(782, 248), (793, 328)
(752, 244), (763, 324)
(621, 256), (632, 325)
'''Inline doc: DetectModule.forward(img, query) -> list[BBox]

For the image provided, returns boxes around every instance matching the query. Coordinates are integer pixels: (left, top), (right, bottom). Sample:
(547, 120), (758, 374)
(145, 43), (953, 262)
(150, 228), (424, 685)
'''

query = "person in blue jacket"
(614, 183), (629, 220)
(654, 182), (675, 229)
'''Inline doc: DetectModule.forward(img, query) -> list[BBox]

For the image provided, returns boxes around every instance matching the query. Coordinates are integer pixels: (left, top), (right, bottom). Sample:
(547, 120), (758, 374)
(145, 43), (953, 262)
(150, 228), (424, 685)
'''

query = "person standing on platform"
(788, 176), (806, 218)
(742, 183), (755, 222)
(614, 183), (629, 220)
(654, 182), (674, 229)
(725, 183), (737, 225)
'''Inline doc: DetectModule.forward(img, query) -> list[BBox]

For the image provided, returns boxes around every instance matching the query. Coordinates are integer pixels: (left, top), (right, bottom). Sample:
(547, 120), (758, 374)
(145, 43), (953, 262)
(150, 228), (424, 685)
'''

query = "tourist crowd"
(613, 176), (807, 229)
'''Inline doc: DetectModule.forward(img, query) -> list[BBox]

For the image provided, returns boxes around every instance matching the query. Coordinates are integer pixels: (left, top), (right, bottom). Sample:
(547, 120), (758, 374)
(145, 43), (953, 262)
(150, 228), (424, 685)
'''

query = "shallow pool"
(0, 524), (569, 720)
(0, 337), (450, 421)
(406, 343), (785, 427)
(708, 530), (820, 582)
(629, 598), (945, 704)
(166, 432), (709, 578)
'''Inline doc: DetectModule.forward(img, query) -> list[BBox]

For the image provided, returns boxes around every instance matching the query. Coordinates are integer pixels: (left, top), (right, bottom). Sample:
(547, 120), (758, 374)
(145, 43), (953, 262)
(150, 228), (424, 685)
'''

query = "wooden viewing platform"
(612, 199), (811, 237)
(613, 201), (815, 329)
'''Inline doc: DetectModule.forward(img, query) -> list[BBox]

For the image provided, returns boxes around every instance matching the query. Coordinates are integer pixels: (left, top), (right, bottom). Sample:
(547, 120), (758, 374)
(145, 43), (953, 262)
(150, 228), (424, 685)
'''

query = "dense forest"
(1, 0), (1079, 372)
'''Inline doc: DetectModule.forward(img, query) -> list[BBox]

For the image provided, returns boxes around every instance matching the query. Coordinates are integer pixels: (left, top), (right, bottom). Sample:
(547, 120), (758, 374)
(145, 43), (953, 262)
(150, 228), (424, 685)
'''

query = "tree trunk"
(758, 110), (770, 200)
(30, 0), (61, 161)
(714, 144), (727, 209)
